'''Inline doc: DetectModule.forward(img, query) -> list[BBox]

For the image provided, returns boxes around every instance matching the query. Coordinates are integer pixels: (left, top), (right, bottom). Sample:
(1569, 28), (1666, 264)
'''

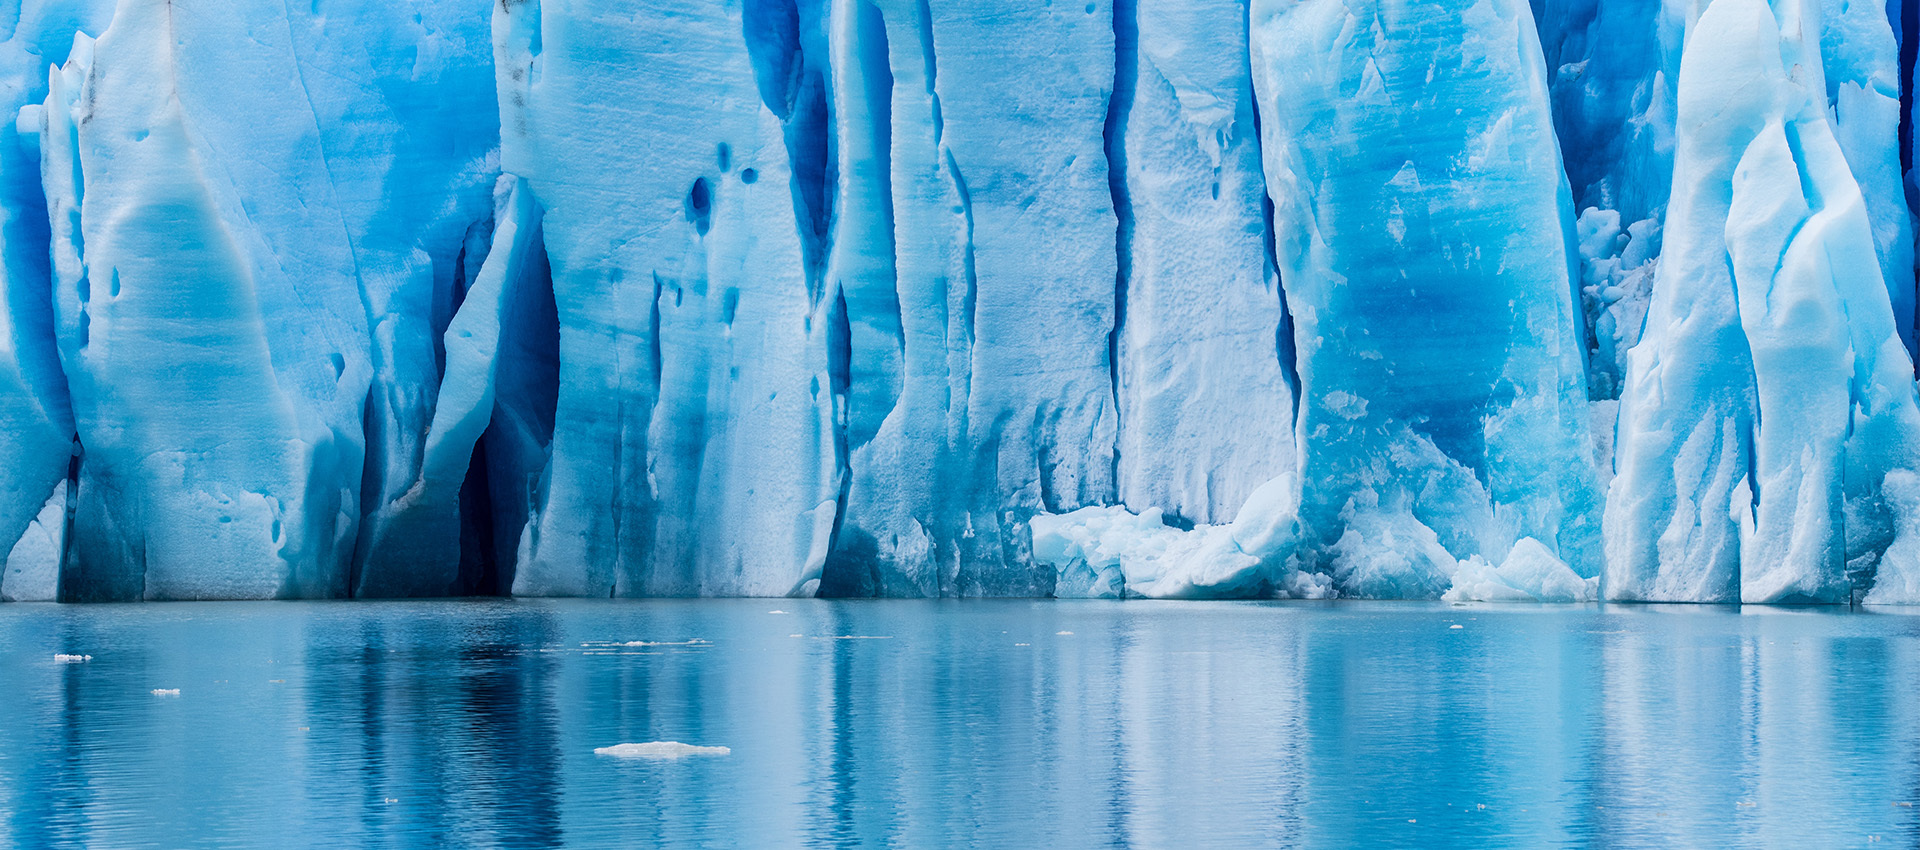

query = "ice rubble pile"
(0, 0), (1918, 603)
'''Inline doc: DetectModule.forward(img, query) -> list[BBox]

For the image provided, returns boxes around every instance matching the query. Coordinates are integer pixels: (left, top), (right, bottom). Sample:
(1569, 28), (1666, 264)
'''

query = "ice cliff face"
(0, 0), (1917, 603)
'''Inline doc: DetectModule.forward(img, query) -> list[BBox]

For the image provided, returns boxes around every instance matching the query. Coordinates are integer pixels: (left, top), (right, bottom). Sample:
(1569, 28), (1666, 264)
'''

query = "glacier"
(0, 0), (1917, 603)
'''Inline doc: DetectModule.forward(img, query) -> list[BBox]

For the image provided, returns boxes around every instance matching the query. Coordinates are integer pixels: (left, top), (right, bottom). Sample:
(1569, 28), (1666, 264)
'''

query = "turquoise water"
(1, 600), (1918, 848)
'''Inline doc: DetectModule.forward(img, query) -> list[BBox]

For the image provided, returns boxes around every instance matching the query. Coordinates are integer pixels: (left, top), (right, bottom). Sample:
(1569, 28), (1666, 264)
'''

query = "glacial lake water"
(2, 599), (1918, 848)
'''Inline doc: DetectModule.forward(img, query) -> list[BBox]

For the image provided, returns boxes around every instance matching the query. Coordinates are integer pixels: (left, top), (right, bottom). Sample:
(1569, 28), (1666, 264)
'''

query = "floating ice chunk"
(151, 689), (179, 697)
(1055, 631), (1073, 636)
(54, 654), (90, 663)
(594, 742), (731, 759)
(1443, 538), (1599, 603)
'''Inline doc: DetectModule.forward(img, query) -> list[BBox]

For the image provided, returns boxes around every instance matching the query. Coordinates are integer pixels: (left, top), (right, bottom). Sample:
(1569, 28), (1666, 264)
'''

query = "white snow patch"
(594, 742), (731, 759)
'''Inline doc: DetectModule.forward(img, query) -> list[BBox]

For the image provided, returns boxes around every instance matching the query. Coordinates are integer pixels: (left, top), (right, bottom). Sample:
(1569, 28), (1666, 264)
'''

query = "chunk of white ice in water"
(54, 654), (90, 663)
(1032, 473), (1303, 598)
(151, 689), (179, 696)
(1442, 538), (1599, 603)
(594, 742), (731, 759)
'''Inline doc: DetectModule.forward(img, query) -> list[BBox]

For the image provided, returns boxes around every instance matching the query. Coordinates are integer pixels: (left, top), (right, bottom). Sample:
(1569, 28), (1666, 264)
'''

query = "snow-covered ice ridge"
(0, 0), (1918, 604)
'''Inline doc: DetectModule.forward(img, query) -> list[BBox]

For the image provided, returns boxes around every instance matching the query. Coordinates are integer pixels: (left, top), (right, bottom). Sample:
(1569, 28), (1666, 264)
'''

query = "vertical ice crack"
(1103, 0), (1136, 499)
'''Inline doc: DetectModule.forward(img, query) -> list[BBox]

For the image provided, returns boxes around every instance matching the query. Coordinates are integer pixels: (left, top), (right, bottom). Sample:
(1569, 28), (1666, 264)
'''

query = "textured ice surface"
(1107, 0), (1296, 527)
(40, 0), (496, 600)
(1032, 474), (1318, 599)
(1248, 0), (1603, 598)
(498, 0), (840, 598)
(1443, 538), (1600, 603)
(0, 3), (111, 602)
(0, 0), (1916, 601)
(818, 0), (1120, 598)
(1605, 0), (1920, 604)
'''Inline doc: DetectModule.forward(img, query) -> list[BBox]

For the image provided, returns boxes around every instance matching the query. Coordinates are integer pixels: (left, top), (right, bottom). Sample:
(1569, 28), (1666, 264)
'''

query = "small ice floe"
(151, 688), (180, 697)
(54, 654), (91, 663)
(1449, 624), (1464, 630)
(768, 610), (787, 615)
(1056, 631), (1074, 636)
(812, 635), (892, 640)
(1014, 643), (1030, 647)
(594, 742), (731, 759)
(580, 639), (710, 651)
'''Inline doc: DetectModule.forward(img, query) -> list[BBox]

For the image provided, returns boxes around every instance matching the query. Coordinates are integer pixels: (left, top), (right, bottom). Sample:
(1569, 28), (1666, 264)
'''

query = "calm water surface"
(2, 599), (1918, 848)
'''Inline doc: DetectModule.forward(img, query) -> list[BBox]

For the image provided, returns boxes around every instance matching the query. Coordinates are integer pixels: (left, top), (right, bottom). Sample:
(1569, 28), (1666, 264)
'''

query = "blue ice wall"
(0, 0), (1917, 602)
(1248, 0), (1602, 598)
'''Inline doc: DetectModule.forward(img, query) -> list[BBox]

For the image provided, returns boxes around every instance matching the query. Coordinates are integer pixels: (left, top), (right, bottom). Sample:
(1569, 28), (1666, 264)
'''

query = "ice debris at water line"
(0, 0), (1915, 603)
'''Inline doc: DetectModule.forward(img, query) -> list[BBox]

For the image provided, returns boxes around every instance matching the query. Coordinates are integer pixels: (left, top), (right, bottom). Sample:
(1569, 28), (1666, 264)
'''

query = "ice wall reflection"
(2, 601), (1918, 848)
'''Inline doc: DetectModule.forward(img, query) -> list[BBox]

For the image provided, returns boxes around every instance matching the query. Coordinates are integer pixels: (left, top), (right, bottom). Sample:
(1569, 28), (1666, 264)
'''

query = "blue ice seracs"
(0, 0), (1917, 603)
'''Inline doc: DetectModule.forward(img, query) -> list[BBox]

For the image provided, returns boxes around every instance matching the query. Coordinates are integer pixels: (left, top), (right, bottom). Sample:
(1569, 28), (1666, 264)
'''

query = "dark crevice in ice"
(1104, 0), (1136, 499)
(915, 0), (943, 139)
(1245, 41), (1301, 429)
(55, 439), (80, 597)
(745, 0), (837, 306)
(348, 385), (382, 598)
(484, 219), (560, 592)
(1900, 0), (1916, 180)
(454, 436), (501, 596)
(824, 284), (855, 591)
(1900, 0), (1920, 355)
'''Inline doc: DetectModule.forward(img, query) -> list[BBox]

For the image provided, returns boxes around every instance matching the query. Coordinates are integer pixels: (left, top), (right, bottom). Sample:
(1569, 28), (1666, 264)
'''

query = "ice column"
(498, 0), (841, 597)
(1607, 0), (1920, 603)
(42, 0), (497, 600)
(1249, 0), (1603, 598)
(1108, 0), (1296, 527)
(0, 2), (115, 600)
(818, 0), (1120, 597)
